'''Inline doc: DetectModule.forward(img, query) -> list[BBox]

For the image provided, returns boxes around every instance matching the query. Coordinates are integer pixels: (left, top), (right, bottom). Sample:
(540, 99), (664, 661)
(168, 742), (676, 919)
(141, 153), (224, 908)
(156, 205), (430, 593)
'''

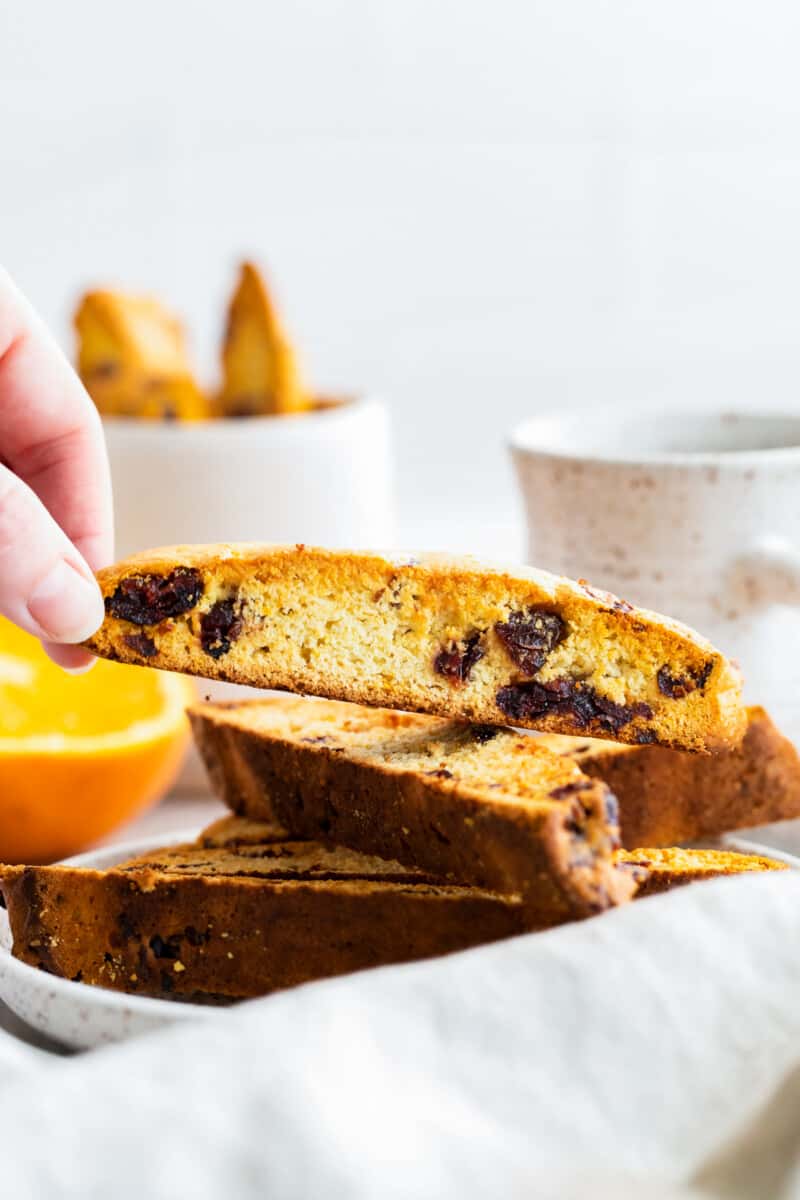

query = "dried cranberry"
(496, 677), (652, 733)
(428, 823), (451, 845)
(471, 725), (501, 743)
(183, 925), (208, 947)
(226, 399), (260, 418)
(106, 568), (204, 626)
(657, 660), (713, 699)
(549, 780), (595, 801)
(149, 934), (180, 960)
(603, 789), (620, 828)
(117, 912), (138, 941)
(560, 783), (622, 867)
(696, 661), (714, 689)
(657, 667), (692, 698)
(433, 633), (483, 684)
(635, 728), (659, 745)
(496, 679), (565, 722)
(200, 599), (243, 659)
(578, 580), (634, 613)
(137, 944), (150, 981)
(123, 632), (157, 658)
(494, 608), (566, 675)
(591, 693), (652, 731)
(89, 361), (119, 380)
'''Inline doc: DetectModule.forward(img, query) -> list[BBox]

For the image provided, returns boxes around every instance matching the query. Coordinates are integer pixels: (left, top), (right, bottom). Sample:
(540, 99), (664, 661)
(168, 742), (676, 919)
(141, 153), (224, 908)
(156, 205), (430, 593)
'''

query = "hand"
(0, 269), (113, 670)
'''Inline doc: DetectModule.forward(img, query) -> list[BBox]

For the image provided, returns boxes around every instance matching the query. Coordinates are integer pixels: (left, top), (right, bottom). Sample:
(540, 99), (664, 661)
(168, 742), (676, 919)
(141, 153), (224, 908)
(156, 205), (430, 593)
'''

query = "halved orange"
(0, 617), (195, 863)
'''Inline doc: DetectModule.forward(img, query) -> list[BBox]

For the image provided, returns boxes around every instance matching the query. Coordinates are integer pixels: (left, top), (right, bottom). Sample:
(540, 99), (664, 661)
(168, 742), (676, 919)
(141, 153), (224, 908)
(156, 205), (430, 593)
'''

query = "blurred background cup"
(105, 394), (393, 789)
(510, 409), (800, 741)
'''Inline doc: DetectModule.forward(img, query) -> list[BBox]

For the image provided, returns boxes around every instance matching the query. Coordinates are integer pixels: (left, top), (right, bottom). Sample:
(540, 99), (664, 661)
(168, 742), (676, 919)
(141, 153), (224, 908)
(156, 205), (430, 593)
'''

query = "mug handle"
(729, 535), (800, 606)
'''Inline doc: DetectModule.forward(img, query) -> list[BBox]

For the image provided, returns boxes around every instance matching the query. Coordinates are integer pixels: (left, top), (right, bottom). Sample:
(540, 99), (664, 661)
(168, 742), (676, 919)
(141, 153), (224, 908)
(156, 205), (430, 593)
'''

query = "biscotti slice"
(620, 846), (788, 898)
(188, 694), (636, 919)
(74, 291), (206, 420)
(538, 706), (800, 849)
(0, 818), (533, 1003)
(215, 261), (309, 417)
(85, 543), (745, 752)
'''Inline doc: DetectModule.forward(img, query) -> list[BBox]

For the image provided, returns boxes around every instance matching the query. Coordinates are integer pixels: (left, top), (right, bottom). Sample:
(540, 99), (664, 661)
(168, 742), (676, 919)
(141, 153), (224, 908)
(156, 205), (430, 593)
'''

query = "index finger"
(0, 267), (113, 573)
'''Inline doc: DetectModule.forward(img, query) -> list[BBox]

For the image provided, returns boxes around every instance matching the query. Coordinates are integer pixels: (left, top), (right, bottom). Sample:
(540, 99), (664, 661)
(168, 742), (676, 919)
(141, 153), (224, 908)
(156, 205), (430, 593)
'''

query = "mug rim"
(509, 406), (800, 467)
(101, 393), (383, 443)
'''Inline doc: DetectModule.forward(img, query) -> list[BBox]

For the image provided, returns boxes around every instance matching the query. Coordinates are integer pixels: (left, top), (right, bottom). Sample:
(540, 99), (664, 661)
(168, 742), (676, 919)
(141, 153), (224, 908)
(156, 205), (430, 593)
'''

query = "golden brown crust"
(216, 262), (309, 417)
(539, 707), (800, 848)
(84, 543), (746, 753)
(0, 819), (534, 1001)
(188, 694), (635, 918)
(74, 291), (206, 420)
(621, 845), (788, 898)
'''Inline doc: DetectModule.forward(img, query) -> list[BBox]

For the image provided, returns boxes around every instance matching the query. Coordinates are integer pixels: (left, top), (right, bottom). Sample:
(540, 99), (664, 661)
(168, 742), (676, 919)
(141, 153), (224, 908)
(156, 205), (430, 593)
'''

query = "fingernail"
(27, 560), (105, 643)
(61, 658), (96, 675)
(41, 641), (98, 673)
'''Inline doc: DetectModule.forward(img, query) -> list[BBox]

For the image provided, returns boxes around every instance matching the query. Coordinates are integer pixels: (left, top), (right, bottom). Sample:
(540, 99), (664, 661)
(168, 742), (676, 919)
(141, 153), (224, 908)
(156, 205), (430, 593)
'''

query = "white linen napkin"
(2, 872), (800, 1199)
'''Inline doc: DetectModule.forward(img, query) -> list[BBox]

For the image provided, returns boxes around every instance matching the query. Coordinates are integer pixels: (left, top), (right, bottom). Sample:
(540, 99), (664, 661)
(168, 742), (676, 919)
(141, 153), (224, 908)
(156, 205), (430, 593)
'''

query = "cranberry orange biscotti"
(188, 694), (636, 918)
(0, 817), (535, 1002)
(538, 706), (800, 849)
(85, 544), (745, 752)
(619, 846), (788, 898)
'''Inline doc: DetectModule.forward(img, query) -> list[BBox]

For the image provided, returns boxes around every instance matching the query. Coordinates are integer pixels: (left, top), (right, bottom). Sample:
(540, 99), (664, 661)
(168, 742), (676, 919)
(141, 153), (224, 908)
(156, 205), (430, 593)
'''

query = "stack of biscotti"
(1, 543), (794, 1004)
(0, 700), (640, 1002)
(82, 544), (758, 894)
(2, 816), (785, 1001)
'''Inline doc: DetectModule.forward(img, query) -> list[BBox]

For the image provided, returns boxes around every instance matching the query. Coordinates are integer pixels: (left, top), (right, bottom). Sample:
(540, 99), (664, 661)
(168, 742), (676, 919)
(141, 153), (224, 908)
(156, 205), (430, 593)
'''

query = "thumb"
(0, 462), (104, 646)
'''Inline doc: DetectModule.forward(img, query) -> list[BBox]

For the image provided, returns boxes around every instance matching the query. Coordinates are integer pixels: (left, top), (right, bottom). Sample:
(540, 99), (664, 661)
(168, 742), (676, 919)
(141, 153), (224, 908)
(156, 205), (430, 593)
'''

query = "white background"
(4, 2), (800, 554)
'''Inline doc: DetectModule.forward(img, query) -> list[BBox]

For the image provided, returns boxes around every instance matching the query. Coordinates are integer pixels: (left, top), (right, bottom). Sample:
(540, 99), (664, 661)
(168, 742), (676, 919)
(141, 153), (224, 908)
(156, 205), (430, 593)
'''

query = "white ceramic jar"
(104, 396), (393, 557)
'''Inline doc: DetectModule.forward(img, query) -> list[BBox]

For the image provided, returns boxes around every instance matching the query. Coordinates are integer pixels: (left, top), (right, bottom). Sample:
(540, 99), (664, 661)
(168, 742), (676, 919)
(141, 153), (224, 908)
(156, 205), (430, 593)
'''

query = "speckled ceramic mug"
(510, 410), (800, 741)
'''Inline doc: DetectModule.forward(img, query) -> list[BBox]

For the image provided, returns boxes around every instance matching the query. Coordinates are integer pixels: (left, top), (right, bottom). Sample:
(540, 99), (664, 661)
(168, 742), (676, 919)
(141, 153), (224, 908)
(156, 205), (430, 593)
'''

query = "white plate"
(722, 834), (800, 866)
(0, 831), (228, 1051)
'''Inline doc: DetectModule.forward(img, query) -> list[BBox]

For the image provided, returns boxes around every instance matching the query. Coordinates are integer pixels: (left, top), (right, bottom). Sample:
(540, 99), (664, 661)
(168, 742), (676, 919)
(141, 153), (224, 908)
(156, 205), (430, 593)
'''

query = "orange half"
(0, 618), (194, 863)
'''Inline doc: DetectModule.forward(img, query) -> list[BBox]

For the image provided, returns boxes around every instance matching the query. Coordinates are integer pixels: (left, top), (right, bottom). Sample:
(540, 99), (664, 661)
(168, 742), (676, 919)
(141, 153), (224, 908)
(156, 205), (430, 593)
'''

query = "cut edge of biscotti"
(84, 543), (746, 753)
(188, 693), (635, 919)
(618, 846), (789, 897)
